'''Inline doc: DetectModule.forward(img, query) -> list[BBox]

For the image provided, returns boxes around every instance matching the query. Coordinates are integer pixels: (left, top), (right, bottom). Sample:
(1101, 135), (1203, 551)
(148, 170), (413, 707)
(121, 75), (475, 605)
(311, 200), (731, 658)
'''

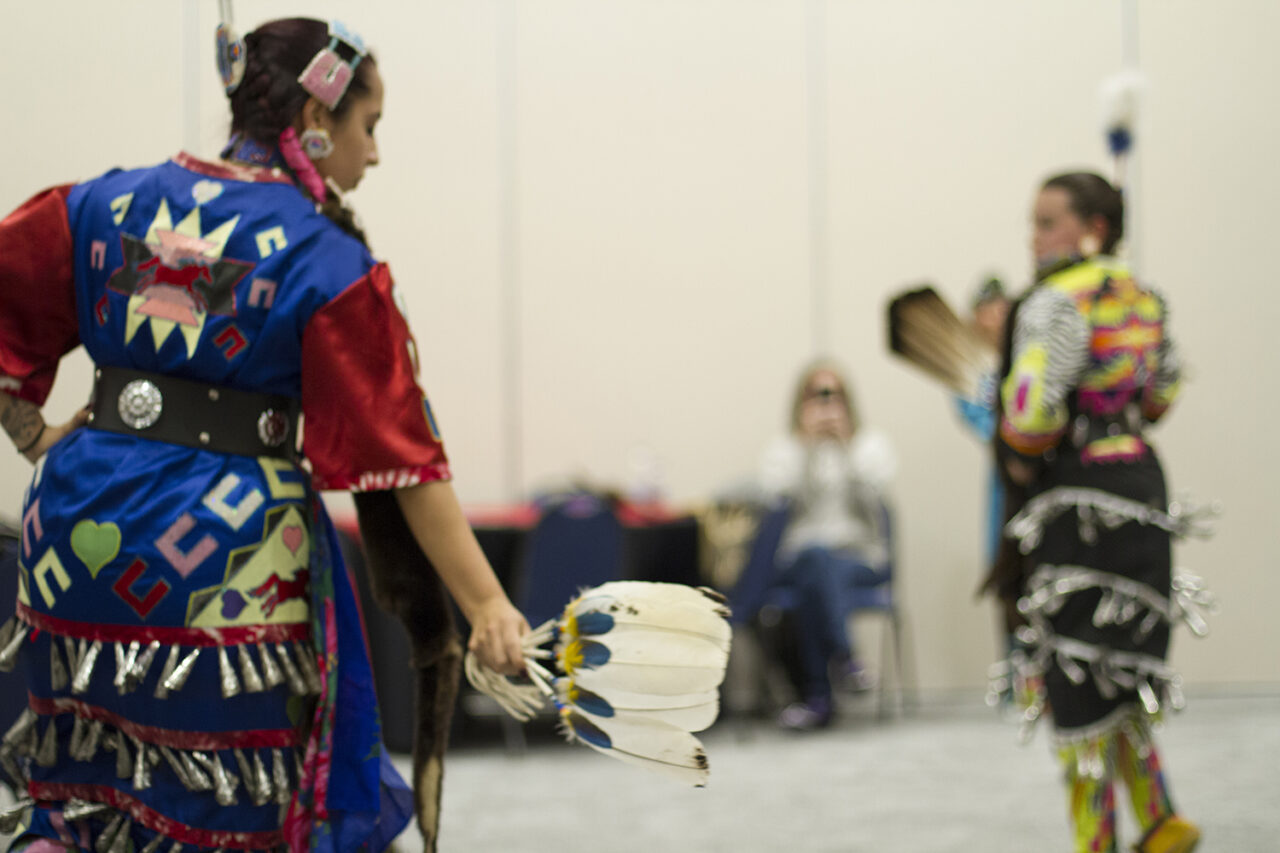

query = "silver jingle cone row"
(58, 635), (322, 699)
(0, 614), (320, 700)
(0, 780), (239, 851)
(152, 742), (299, 806)
(1, 706), (302, 807)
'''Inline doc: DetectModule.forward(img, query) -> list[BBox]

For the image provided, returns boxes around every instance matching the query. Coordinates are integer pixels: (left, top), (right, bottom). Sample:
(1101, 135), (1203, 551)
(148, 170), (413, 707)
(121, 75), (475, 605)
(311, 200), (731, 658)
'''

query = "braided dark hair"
(1042, 171), (1124, 256)
(229, 18), (375, 244)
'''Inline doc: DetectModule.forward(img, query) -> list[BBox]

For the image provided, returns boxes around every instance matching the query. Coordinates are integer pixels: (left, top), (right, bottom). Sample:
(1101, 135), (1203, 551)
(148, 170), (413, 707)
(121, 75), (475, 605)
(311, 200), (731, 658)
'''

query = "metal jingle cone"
(50, 638), (69, 691)
(68, 715), (87, 759)
(19, 717), (39, 759)
(179, 750), (214, 791)
(232, 748), (267, 806)
(251, 749), (273, 806)
(295, 642), (323, 694)
(155, 645), (181, 698)
(132, 738), (154, 791)
(167, 842), (184, 853)
(191, 750), (239, 806)
(107, 817), (133, 853)
(112, 641), (130, 690)
(18, 717), (38, 758)
(272, 748), (290, 805)
(274, 643), (308, 695)
(95, 812), (125, 853)
(71, 639), (104, 694)
(65, 636), (84, 676)
(237, 645), (265, 693)
(0, 746), (26, 789)
(217, 646), (242, 699)
(1137, 679), (1162, 715)
(63, 798), (110, 822)
(2, 708), (37, 749)
(0, 621), (28, 672)
(257, 643), (284, 688)
(114, 730), (132, 779)
(213, 754), (241, 807)
(232, 747), (253, 788)
(0, 615), (15, 649)
(127, 641), (162, 692)
(36, 717), (59, 767)
(116, 640), (142, 692)
(79, 719), (106, 762)
(162, 648), (201, 693)
(158, 745), (196, 790)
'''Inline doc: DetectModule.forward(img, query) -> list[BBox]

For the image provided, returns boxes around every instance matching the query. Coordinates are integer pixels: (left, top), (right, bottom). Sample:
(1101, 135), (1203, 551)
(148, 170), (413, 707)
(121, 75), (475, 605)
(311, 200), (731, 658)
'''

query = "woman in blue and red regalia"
(986, 172), (1203, 853)
(0, 17), (527, 853)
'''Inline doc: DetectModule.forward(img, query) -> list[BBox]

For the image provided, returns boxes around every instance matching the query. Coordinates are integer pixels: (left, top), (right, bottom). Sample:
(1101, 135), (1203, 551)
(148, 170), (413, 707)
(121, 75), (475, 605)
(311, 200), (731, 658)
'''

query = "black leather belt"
(89, 365), (299, 459)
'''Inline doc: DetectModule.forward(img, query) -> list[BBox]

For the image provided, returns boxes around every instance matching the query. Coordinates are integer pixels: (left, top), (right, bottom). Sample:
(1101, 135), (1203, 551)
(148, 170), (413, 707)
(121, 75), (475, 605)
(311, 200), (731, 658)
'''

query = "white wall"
(2, 1), (1275, 690)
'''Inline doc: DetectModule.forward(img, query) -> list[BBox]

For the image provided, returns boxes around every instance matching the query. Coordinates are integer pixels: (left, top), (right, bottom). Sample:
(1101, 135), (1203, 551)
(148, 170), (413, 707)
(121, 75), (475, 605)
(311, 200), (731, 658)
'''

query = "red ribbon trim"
(173, 151), (295, 186)
(28, 693), (301, 750)
(17, 602), (309, 647)
(30, 782), (284, 850)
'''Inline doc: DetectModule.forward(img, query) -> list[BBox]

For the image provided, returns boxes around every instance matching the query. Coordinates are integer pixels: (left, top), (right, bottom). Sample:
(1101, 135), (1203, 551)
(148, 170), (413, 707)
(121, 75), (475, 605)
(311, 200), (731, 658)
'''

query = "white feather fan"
(464, 581), (732, 786)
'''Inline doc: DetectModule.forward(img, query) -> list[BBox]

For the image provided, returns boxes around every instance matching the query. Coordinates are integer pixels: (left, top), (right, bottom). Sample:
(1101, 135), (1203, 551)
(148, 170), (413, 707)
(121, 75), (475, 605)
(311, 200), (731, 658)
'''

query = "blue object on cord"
(516, 493), (624, 628)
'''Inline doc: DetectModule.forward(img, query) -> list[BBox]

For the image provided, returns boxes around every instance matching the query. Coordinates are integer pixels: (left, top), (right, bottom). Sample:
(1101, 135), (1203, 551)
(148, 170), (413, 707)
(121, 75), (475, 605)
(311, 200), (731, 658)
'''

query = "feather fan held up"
(464, 581), (732, 786)
(886, 285), (997, 400)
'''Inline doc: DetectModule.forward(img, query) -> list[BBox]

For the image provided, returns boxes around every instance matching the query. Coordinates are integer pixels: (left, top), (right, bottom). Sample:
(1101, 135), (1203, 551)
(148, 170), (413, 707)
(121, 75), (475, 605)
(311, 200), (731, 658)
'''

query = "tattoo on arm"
(0, 392), (44, 452)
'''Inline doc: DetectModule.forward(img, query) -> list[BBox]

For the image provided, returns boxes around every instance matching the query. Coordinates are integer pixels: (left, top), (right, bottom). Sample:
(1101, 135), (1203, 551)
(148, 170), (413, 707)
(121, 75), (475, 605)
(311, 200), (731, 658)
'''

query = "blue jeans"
(770, 546), (887, 701)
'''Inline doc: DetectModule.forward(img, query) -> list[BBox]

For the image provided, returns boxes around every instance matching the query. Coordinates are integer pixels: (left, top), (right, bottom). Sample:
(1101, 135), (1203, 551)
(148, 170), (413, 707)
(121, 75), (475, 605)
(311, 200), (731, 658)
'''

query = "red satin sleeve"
(0, 185), (79, 405)
(301, 262), (451, 492)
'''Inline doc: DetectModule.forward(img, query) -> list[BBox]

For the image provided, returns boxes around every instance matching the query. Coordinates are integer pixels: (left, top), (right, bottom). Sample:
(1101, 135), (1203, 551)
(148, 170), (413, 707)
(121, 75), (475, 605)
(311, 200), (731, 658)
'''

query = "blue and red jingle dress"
(0, 151), (450, 852)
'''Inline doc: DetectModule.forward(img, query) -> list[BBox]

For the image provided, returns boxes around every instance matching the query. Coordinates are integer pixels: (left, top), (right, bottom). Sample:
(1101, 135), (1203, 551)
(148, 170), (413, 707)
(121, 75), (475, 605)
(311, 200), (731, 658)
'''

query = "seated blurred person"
(754, 361), (895, 730)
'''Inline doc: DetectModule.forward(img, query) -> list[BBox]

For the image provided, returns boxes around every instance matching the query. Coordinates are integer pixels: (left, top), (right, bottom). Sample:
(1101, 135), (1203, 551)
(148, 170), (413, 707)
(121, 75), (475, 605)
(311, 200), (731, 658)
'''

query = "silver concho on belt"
(118, 380), (163, 430)
(257, 409), (289, 448)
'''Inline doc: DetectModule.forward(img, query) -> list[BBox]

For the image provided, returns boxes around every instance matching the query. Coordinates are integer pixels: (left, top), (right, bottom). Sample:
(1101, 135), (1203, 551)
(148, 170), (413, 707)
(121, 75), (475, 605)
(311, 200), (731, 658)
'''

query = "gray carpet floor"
(2, 691), (1274, 852)
(417, 690), (1278, 853)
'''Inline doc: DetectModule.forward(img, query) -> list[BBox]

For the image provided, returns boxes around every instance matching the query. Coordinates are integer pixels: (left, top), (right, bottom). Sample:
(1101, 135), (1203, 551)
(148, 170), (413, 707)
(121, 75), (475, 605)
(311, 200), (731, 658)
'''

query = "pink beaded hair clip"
(297, 20), (368, 111)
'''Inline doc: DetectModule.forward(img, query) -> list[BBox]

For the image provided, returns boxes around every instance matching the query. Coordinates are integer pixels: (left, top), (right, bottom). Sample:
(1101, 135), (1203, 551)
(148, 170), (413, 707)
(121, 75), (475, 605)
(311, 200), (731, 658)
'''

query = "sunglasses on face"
(804, 386), (844, 403)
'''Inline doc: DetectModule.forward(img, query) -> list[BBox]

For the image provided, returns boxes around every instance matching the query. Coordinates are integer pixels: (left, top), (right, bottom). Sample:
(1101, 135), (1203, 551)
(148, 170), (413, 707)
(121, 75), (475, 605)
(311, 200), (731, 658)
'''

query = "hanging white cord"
(1120, 0), (1141, 274)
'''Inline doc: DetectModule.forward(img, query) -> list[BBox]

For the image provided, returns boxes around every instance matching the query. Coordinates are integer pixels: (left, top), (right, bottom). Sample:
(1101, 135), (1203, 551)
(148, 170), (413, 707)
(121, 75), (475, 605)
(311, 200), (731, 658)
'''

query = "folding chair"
(729, 500), (913, 720)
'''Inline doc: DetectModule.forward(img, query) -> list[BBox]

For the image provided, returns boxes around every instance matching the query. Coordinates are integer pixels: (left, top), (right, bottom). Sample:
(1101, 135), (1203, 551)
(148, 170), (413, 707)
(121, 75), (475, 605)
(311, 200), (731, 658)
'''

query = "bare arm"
(0, 391), (89, 464)
(394, 479), (528, 674)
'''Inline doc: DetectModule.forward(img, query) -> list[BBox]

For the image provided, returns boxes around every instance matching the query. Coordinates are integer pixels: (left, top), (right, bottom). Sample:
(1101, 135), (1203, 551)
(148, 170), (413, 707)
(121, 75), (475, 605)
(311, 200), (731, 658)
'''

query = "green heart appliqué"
(70, 519), (122, 578)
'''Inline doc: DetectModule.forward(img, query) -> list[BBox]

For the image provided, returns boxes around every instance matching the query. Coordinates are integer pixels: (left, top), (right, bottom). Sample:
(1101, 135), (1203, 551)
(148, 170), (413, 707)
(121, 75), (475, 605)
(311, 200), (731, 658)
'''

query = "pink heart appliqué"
(282, 525), (304, 556)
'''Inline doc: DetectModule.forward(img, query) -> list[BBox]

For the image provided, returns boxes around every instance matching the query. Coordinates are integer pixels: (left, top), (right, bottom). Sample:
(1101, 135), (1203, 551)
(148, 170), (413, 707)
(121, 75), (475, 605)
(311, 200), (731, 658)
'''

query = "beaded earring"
(299, 128), (335, 161)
